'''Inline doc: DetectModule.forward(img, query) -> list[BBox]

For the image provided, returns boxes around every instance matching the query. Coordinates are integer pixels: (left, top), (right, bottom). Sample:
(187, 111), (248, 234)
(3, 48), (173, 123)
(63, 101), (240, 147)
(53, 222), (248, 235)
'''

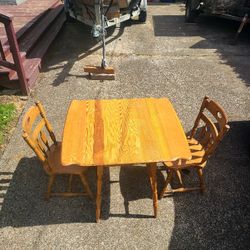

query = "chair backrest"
(22, 102), (57, 167)
(190, 96), (230, 160)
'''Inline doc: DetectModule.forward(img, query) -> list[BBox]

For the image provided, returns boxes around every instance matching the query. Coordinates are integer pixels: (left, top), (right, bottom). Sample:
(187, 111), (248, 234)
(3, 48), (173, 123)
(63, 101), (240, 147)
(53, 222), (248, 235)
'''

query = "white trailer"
(64, 0), (147, 37)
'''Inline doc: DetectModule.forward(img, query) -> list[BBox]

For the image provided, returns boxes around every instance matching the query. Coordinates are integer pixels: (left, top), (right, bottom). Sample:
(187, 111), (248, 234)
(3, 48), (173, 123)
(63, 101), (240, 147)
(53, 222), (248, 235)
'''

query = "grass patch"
(0, 103), (16, 144)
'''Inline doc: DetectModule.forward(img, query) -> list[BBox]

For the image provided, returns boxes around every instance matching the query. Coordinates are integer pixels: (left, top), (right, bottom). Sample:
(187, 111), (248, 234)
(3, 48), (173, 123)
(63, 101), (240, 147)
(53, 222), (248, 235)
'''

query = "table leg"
(148, 163), (158, 218)
(96, 166), (104, 222)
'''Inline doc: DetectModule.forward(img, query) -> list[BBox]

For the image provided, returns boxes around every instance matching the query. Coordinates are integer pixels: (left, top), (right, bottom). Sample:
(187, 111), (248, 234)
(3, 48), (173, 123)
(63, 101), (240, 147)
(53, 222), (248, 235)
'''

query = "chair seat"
(44, 142), (88, 175)
(164, 138), (206, 169)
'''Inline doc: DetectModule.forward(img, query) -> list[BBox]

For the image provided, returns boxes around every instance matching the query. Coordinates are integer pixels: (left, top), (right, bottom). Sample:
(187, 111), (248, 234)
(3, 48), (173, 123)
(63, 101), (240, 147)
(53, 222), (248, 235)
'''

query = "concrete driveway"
(0, 3), (249, 249)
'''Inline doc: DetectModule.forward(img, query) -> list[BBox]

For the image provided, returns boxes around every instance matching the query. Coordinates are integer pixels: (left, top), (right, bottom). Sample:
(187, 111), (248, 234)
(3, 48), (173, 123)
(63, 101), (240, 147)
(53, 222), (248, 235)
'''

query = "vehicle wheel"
(139, 10), (147, 23)
(185, 1), (198, 23)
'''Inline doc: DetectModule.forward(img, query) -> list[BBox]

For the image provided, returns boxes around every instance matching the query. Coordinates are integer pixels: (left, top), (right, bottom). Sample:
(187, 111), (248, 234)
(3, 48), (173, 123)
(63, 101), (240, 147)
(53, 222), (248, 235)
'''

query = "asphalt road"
(0, 3), (250, 249)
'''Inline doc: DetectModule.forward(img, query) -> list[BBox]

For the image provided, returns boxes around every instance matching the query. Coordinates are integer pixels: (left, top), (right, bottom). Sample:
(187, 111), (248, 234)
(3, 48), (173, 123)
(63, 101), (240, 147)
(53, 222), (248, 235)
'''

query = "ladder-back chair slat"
(32, 119), (46, 141)
(40, 130), (51, 151)
(23, 103), (55, 163)
(199, 113), (218, 152)
(23, 133), (47, 162)
(191, 96), (228, 141)
(22, 106), (40, 134)
(36, 102), (57, 145)
(36, 136), (48, 158)
(205, 99), (228, 129)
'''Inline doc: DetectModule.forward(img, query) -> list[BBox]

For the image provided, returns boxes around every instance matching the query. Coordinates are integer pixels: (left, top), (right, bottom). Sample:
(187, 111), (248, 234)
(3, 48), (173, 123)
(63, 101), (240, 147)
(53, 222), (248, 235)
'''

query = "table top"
(61, 98), (191, 166)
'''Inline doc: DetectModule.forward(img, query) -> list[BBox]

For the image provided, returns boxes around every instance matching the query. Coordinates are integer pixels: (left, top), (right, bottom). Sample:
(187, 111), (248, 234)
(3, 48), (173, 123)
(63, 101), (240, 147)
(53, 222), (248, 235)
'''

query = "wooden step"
(10, 57), (40, 80)
(10, 11), (66, 89)
(28, 10), (66, 61)
(0, 57), (39, 89)
(0, 0), (66, 92)
(18, 2), (64, 55)
(0, 77), (19, 89)
(1, 0), (61, 56)
(0, 51), (26, 78)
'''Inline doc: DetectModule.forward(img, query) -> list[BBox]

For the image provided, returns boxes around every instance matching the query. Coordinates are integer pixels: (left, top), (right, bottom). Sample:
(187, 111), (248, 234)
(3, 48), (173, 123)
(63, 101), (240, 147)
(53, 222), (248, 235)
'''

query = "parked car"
(185, 0), (250, 22)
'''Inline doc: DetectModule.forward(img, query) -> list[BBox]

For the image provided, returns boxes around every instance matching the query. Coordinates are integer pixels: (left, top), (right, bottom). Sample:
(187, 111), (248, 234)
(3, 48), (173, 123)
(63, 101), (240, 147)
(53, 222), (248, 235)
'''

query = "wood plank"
(62, 98), (192, 167)
(84, 66), (115, 74)
(0, 57), (40, 89)
(17, 12), (64, 87)
(9, 57), (40, 81)
(19, 3), (64, 54)
(28, 11), (65, 59)
(0, 59), (15, 70)
(0, 52), (26, 83)
(0, 0), (61, 53)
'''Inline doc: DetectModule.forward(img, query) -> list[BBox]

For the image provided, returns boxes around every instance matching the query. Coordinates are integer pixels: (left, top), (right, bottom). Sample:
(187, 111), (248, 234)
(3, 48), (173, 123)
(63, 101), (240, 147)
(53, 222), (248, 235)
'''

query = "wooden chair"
(22, 101), (93, 200)
(160, 96), (230, 197)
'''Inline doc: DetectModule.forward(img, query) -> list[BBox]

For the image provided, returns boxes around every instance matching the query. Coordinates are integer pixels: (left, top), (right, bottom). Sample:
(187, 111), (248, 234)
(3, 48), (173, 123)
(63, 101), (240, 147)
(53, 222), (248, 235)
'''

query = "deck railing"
(0, 13), (29, 95)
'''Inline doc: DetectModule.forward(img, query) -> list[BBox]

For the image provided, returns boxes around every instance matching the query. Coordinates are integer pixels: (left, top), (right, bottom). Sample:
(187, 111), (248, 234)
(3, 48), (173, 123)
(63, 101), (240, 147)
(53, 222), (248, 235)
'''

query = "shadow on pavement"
(42, 20), (128, 87)
(0, 120), (249, 243)
(153, 15), (250, 87)
(164, 120), (250, 249)
(0, 157), (111, 227)
(110, 165), (165, 218)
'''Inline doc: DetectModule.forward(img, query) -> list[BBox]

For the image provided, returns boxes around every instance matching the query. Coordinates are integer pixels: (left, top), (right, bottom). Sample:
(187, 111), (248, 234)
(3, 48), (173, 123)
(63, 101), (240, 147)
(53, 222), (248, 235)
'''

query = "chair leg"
(45, 175), (55, 201)
(79, 173), (94, 200)
(175, 170), (184, 187)
(159, 170), (173, 199)
(197, 168), (205, 193)
(68, 174), (73, 192)
(96, 166), (104, 222)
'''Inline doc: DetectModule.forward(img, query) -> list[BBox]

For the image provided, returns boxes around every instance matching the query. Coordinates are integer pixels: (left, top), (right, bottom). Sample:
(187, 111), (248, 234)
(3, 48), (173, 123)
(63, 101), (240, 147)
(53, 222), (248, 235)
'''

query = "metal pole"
(101, 1), (106, 68)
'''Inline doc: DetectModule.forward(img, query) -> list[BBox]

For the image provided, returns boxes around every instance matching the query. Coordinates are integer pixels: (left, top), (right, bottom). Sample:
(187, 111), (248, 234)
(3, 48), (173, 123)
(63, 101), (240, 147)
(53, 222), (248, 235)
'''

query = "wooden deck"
(0, 0), (66, 93)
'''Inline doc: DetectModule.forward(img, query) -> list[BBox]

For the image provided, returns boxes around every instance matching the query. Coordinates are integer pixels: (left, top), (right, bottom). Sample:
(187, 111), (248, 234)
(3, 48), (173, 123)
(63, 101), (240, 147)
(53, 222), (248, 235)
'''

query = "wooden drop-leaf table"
(62, 98), (191, 222)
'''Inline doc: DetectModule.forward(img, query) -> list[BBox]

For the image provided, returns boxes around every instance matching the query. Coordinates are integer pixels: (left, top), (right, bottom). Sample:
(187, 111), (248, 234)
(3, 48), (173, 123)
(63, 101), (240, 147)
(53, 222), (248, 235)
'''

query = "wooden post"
(0, 13), (29, 95)
(0, 39), (6, 61)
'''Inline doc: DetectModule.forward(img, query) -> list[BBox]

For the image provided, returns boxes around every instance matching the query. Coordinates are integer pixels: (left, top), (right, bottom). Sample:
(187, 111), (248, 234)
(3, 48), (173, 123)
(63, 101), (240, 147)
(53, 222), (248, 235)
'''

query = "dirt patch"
(0, 90), (27, 157)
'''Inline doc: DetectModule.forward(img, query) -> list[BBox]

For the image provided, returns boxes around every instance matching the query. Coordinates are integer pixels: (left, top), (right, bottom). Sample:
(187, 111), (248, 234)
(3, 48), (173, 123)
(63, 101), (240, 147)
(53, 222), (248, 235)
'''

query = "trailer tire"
(139, 10), (147, 23)
(185, 0), (198, 23)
